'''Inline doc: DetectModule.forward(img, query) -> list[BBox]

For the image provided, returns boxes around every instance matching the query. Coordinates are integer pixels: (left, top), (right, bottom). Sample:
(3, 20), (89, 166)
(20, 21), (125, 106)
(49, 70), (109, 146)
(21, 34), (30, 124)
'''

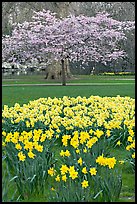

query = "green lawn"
(2, 84), (135, 107)
(2, 74), (135, 107)
(2, 74), (135, 84)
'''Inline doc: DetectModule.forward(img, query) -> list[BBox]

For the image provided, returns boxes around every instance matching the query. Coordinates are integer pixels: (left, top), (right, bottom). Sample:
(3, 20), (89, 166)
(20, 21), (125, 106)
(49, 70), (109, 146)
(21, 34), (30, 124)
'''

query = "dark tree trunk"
(61, 59), (66, 86)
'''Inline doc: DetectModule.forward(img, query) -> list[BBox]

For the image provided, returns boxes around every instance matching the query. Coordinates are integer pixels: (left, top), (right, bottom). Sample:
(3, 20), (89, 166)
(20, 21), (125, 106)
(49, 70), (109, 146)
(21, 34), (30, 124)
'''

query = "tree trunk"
(44, 2), (72, 85)
(44, 59), (71, 83)
(61, 59), (66, 86)
(44, 61), (62, 80)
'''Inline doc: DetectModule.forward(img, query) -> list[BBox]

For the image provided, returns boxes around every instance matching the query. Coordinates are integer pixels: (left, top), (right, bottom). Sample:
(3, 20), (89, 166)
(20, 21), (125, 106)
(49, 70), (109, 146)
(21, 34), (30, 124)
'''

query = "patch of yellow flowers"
(2, 96), (135, 173)
(48, 163), (97, 188)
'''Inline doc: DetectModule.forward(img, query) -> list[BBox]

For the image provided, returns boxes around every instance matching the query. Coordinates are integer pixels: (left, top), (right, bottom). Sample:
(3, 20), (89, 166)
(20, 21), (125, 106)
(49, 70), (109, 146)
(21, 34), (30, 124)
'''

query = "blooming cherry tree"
(2, 9), (135, 85)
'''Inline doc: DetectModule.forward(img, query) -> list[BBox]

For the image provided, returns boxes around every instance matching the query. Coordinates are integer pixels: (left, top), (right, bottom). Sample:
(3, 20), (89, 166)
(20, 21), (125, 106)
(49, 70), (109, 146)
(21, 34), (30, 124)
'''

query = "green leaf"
(10, 175), (18, 182)
(93, 190), (103, 199)
(30, 174), (36, 183)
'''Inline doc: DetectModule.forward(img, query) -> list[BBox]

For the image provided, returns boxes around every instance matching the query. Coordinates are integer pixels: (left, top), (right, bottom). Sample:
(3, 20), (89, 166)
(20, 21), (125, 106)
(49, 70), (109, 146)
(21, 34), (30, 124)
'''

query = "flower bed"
(2, 95), (135, 201)
(99, 72), (135, 76)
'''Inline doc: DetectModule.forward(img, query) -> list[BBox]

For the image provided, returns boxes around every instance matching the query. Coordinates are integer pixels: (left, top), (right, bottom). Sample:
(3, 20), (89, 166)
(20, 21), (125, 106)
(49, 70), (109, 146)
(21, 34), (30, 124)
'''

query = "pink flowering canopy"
(2, 9), (135, 66)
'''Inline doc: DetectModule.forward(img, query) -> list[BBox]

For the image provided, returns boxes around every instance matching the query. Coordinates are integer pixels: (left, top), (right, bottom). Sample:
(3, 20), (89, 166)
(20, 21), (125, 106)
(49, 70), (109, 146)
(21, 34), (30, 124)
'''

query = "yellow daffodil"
(77, 157), (83, 166)
(81, 180), (89, 188)
(89, 167), (97, 176)
(82, 167), (88, 174)
(48, 167), (56, 176)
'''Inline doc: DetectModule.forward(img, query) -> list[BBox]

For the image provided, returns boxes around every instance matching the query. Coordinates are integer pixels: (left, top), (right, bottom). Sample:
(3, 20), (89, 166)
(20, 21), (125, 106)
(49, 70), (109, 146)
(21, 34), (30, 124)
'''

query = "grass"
(2, 84), (135, 107)
(2, 74), (135, 202)
(2, 74), (135, 84)
(2, 74), (135, 107)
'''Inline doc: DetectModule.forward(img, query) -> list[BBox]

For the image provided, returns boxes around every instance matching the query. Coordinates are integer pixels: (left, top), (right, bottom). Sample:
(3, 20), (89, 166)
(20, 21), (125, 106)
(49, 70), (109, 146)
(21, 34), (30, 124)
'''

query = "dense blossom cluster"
(2, 10), (135, 66)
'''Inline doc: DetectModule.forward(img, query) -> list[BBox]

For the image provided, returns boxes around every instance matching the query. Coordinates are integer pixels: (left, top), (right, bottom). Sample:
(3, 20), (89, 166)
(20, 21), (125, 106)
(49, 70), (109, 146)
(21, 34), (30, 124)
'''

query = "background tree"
(2, 2), (135, 75)
(2, 2), (73, 80)
(71, 2), (135, 73)
(2, 10), (134, 85)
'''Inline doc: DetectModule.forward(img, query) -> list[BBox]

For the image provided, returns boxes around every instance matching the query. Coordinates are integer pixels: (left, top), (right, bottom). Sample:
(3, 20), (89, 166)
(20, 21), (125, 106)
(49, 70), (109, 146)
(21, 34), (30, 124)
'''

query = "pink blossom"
(2, 9), (135, 65)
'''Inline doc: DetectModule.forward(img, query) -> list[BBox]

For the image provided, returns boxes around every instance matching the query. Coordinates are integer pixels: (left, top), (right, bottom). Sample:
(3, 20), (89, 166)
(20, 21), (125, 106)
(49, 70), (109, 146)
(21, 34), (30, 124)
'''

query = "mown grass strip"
(2, 84), (135, 107)
(2, 74), (135, 84)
